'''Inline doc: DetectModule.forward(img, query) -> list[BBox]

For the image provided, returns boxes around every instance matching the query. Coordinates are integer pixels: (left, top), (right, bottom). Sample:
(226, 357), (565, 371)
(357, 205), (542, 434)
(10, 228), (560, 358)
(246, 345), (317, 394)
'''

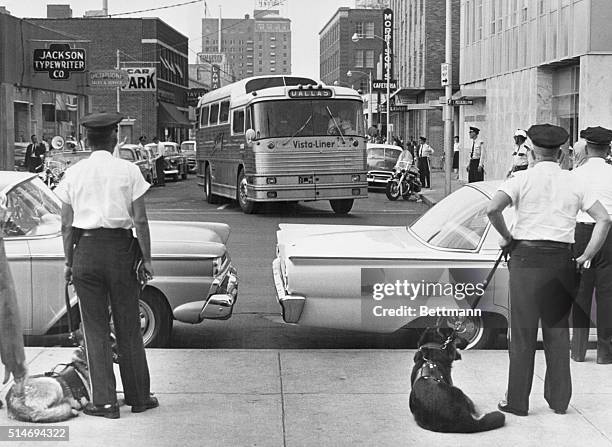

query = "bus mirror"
(245, 129), (256, 143)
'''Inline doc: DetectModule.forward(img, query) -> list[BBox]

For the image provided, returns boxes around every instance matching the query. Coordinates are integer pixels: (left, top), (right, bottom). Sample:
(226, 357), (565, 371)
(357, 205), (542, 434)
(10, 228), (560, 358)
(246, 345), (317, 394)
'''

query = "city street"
(145, 177), (429, 349)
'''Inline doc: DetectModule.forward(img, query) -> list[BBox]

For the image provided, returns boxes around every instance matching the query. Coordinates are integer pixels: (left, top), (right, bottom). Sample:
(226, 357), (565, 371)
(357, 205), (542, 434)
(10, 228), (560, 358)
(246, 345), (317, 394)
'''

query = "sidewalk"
(1, 348), (611, 446)
(418, 169), (466, 206)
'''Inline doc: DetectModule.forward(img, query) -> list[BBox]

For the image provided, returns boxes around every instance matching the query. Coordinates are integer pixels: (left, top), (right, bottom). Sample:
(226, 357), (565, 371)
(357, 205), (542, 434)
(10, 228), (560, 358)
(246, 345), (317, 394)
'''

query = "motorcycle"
(385, 160), (421, 201)
(37, 159), (65, 190)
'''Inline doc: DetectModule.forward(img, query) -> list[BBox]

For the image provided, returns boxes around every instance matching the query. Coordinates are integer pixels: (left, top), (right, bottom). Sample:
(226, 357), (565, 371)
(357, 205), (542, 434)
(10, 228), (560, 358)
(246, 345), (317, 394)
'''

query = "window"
(209, 103), (219, 126)
(219, 101), (230, 123)
(365, 22), (374, 38)
(232, 109), (245, 134)
(355, 22), (364, 35)
(199, 105), (209, 127)
(354, 50), (364, 68)
(365, 50), (375, 68)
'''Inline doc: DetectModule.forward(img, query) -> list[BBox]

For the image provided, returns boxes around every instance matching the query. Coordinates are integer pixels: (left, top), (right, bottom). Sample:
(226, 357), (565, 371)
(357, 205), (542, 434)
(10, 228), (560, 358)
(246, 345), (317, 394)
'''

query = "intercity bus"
(195, 75), (368, 214)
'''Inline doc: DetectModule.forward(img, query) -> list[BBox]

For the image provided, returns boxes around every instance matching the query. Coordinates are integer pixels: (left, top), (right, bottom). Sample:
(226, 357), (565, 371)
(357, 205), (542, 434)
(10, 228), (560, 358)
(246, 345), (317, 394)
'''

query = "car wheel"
(440, 315), (495, 350)
(172, 173), (179, 182)
(329, 199), (354, 214)
(204, 164), (217, 204)
(139, 289), (173, 347)
(181, 165), (188, 180)
(237, 168), (258, 214)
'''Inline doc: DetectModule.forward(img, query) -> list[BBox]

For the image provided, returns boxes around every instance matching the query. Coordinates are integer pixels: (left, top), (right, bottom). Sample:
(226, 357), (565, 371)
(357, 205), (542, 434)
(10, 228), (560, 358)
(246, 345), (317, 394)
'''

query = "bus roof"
(196, 75), (363, 108)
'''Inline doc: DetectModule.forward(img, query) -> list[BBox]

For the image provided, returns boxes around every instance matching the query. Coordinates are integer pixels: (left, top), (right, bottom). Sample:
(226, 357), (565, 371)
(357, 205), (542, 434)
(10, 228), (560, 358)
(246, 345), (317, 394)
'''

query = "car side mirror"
(245, 129), (256, 144)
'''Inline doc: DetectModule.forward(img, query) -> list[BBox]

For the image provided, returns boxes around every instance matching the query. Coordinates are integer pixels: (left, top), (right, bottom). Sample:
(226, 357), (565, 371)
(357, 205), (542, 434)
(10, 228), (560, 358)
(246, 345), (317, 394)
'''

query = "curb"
(417, 192), (436, 207)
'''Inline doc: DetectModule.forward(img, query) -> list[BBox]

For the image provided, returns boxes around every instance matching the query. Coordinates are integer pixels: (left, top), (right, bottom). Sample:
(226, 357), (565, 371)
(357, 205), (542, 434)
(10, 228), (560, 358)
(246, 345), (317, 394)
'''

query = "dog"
(409, 327), (505, 433)
(5, 346), (90, 423)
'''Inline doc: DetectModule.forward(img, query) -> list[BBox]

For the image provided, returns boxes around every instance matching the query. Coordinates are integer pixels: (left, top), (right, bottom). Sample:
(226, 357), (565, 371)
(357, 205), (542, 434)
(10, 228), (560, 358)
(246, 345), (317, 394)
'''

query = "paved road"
(145, 177), (429, 348)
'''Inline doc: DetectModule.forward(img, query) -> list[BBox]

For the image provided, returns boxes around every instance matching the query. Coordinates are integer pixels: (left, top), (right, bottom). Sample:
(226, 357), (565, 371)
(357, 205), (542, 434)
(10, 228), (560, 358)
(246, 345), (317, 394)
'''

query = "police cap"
(526, 124), (568, 149)
(469, 126), (480, 134)
(581, 126), (612, 146)
(514, 129), (527, 138)
(80, 112), (123, 130)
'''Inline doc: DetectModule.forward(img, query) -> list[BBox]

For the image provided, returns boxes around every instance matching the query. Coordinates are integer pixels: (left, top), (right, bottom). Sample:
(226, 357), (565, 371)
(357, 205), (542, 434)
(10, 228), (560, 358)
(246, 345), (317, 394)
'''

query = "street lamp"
(352, 32), (391, 142)
(347, 70), (373, 129)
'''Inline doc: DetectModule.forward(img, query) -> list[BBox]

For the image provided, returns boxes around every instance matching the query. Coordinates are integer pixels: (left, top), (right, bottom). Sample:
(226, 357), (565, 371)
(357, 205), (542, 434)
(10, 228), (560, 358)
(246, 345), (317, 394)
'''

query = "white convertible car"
(273, 182), (513, 349)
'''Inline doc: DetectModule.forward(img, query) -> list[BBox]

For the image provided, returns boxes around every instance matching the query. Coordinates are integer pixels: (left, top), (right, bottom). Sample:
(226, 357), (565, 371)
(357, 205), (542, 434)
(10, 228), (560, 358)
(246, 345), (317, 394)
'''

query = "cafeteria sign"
(33, 44), (86, 80)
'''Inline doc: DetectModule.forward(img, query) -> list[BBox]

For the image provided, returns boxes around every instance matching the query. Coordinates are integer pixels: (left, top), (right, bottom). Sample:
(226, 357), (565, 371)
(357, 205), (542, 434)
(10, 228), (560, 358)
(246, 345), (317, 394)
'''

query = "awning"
(158, 102), (192, 128)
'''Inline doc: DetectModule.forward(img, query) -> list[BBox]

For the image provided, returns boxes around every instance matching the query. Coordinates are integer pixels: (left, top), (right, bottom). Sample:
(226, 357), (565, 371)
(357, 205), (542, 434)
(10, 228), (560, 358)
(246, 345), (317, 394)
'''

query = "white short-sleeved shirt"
(512, 143), (530, 168)
(498, 161), (595, 243)
(54, 150), (150, 229)
(572, 158), (612, 223)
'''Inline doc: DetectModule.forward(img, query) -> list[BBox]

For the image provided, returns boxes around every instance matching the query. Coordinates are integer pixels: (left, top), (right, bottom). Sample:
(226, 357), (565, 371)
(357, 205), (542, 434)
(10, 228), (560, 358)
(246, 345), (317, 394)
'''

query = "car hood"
(277, 223), (433, 260)
(149, 221), (230, 258)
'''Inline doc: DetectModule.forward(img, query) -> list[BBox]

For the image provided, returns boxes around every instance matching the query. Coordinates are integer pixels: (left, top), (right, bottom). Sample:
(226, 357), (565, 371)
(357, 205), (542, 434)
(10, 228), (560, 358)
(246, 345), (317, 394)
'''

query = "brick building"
(200, 8), (292, 86)
(29, 15), (190, 144)
(0, 12), (88, 169)
(389, 0), (460, 163)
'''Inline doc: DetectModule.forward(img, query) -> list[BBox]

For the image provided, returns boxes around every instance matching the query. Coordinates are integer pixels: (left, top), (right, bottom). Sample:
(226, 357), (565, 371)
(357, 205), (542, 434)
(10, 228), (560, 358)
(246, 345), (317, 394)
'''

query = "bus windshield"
(251, 99), (365, 139)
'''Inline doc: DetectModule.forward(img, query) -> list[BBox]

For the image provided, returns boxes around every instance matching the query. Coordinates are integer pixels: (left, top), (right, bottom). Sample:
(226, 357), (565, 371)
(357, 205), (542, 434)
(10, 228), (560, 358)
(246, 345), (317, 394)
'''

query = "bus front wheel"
(237, 169), (258, 214)
(204, 164), (217, 204)
(330, 199), (353, 214)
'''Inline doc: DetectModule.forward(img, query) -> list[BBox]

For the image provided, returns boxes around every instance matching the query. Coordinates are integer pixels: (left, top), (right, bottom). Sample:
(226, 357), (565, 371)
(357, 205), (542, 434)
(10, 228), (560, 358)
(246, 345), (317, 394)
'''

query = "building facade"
(459, 0), (612, 180)
(30, 16), (190, 144)
(200, 9), (291, 85)
(0, 12), (88, 169)
(390, 0), (460, 164)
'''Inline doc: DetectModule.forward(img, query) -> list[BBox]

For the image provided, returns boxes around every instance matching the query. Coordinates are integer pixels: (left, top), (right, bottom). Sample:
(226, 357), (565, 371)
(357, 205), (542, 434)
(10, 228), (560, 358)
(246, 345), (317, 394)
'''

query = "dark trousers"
(507, 242), (576, 413)
(72, 233), (151, 406)
(155, 156), (165, 186)
(571, 223), (612, 359)
(417, 156), (430, 188)
(468, 158), (483, 182)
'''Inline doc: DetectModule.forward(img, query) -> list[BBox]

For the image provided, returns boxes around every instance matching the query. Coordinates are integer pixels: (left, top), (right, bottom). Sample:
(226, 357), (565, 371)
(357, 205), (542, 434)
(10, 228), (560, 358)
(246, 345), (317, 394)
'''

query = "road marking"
(217, 204), (230, 210)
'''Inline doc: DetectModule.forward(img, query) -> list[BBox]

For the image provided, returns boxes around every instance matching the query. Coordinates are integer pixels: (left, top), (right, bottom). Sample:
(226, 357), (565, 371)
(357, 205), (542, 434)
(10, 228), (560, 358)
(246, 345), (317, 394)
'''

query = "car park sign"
(33, 44), (86, 80)
(121, 68), (157, 91)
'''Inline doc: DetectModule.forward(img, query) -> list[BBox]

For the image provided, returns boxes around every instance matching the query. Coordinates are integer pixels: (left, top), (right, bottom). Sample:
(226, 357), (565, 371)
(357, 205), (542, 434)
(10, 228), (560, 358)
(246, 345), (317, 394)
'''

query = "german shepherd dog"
(5, 347), (90, 423)
(409, 327), (505, 433)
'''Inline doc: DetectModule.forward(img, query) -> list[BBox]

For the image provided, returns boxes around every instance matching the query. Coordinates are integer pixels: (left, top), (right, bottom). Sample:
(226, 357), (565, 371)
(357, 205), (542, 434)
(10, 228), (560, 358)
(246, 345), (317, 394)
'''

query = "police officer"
(466, 126), (485, 182)
(570, 126), (612, 364)
(507, 129), (530, 176)
(487, 123), (611, 416)
(416, 136), (433, 188)
(55, 112), (158, 419)
(152, 136), (166, 187)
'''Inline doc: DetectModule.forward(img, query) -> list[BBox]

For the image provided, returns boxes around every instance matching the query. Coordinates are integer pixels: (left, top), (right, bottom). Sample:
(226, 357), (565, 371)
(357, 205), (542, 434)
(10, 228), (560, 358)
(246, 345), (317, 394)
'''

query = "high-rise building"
(200, 8), (291, 86)
(355, 0), (389, 9)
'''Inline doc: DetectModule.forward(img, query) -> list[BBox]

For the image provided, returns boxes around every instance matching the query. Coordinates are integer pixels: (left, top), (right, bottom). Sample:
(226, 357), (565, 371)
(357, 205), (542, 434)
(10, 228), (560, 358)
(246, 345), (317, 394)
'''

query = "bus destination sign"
(288, 88), (332, 98)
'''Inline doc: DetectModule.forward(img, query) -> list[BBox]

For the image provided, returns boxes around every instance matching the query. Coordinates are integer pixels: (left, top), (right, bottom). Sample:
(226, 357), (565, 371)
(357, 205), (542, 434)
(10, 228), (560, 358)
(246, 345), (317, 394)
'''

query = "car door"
(2, 237), (33, 334)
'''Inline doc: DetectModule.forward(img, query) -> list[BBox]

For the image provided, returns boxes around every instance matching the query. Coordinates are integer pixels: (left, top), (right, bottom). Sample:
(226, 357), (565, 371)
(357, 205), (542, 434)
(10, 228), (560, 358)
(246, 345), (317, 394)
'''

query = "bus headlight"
(351, 174), (360, 182)
(266, 177), (277, 184)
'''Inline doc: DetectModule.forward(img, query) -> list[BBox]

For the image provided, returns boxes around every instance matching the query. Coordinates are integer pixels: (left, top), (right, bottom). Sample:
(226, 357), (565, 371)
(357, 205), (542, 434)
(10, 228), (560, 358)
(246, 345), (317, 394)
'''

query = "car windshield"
(410, 186), (490, 250)
(2, 177), (62, 237)
(367, 147), (402, 171)
(119, 148), (135, 161)
(164, 145), (177, 156)
(251, 99), (365, 139)
(181, 142), (195, 152)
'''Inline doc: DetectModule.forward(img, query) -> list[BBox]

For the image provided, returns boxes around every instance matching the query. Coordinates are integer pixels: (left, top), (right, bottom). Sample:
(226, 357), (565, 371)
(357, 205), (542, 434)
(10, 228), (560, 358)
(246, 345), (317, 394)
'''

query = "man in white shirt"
(55, 112), (158, 419)
(506, 129), (530, 176)
(570, 126), (612, 364)
(487, 123), (611, 416)
(453, 136), (460, 176)
(466, 126), (485, 182)
(151, 136), (165, 186)
(416, 136), (434, 188)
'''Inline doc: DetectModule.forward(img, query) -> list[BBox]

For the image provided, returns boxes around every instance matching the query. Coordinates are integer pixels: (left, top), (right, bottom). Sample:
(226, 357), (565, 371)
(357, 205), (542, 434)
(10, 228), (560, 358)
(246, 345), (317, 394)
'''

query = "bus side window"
(200, 105), (209, 128)
(245, 106), (252, 130)
(219, 101), (230, 124)
(232, 109), (245, 135)
(209, 103), (219, 126)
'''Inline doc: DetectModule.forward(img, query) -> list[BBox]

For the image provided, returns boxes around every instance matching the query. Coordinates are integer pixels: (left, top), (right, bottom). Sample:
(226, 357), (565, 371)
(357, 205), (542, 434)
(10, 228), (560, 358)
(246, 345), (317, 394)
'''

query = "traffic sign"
(441, 63), (450, 86)
(372, 79), (397, 91)
(33, 44), (86, 80)
(448, 99), (473, 106)
(89, 69), (129, 88)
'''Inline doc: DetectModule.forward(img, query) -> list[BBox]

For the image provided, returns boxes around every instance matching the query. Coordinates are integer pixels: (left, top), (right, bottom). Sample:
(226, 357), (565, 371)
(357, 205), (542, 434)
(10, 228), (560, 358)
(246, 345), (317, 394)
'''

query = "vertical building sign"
(211, 64), (220, 89)
(382, 8), (393, 82)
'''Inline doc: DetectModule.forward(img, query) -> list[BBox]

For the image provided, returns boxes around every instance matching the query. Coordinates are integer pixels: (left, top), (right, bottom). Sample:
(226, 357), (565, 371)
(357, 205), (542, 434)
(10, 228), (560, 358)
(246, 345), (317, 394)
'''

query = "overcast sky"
(1, 0), (355, 78)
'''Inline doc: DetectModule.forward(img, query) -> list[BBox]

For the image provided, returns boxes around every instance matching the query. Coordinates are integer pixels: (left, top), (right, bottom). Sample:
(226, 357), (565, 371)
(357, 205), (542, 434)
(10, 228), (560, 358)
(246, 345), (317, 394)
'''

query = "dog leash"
(470, 240), (515, 310)
(64, 281), (78, 347)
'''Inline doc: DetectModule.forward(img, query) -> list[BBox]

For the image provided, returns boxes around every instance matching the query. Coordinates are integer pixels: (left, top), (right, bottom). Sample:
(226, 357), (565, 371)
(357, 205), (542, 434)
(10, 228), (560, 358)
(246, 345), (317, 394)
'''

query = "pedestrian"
(416, 136), (433, 188)
(486, 123), (611, 417)
(570, 126), (612, 364)
(466, 126), (485, 182)
(506, 129), (530, 176)
(0, 197), (27, 401)
(55, 112), (158, 419)
(24, 135), (46, 173)
(152, 136), (166, 187)
(453, 136), (460, 176)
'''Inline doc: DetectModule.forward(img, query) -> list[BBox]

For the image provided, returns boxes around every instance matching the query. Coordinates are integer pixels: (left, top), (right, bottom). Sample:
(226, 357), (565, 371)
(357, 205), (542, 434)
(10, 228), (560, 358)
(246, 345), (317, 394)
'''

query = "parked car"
(366, 143), (405, 188)
(273, 181), (512, 349)
(118, 144), (154, 183)
(146, 142), (188, 181)
(1, 172), (238, 347)
(180, 140), (197, 173)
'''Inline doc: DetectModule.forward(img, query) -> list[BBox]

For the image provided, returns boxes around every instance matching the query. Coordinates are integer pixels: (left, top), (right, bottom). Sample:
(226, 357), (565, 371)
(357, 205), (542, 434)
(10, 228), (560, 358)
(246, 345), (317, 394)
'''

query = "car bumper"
(272, 258), (305, 324)
(172, 262), (239, 323)
(163, 169), (179, 176)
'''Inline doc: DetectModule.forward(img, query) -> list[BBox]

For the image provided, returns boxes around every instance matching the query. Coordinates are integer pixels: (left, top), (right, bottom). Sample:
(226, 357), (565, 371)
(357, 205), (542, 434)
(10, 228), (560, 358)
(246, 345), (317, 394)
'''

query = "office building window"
(365, 22), (374, 38)
(354, 50), (364, 68)
(365, 50), (374, 68)
(355, 22), (364, 35)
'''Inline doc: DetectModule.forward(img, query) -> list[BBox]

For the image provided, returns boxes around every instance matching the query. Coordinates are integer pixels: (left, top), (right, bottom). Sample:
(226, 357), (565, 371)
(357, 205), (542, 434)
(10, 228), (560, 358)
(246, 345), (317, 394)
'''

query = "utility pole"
(443, 0), (453, 197)
(116, 49), (120, 113)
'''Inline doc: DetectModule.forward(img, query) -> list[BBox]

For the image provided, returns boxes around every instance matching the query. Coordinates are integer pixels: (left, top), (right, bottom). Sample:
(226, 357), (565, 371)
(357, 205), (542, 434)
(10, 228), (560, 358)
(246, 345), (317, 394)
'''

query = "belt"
(515, 240), (570, 249)
(79, 228), (133, 238)
(576, 222), (595, 227)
